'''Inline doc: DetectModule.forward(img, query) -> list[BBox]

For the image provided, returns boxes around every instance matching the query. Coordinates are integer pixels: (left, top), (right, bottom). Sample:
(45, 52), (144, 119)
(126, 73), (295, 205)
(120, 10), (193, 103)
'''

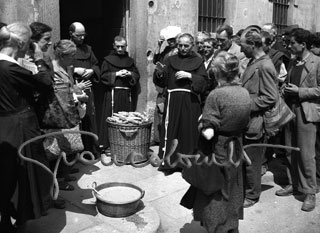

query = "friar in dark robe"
(153, 33), (208, 174)
(99, 36), (140, 150)
(70, 22), (100, 158)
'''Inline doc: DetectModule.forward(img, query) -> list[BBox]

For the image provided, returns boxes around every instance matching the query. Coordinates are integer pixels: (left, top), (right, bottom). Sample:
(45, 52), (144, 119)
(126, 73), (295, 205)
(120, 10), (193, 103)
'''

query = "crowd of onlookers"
(152, 23), (320, 233)
(1, 18), (320, 233)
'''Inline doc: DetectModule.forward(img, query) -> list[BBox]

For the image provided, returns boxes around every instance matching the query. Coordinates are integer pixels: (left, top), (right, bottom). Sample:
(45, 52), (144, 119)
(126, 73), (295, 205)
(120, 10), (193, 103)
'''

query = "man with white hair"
(195, 31), (210, 57)
(69, 22), (100, 158)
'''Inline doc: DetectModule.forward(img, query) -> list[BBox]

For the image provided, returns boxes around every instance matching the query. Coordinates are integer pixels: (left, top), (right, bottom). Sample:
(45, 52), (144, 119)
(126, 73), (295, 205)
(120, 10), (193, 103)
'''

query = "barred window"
(198, 0), (225, 33)
(272, 0), (290, 33)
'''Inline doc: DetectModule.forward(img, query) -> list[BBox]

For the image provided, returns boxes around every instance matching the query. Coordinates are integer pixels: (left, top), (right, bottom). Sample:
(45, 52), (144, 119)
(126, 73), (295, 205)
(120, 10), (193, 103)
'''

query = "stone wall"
(288, 0), (320, 32)
(224, 0), (320, 34)
(0, 0), (60, 42)
(129, 0), (198, 113)
(224, 0), (273, 33)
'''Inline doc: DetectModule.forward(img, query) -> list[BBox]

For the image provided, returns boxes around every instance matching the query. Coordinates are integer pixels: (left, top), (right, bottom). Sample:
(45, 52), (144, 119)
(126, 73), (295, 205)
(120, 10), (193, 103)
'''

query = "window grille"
(198, 0), (225, 33)
(272, 0), (290, 33)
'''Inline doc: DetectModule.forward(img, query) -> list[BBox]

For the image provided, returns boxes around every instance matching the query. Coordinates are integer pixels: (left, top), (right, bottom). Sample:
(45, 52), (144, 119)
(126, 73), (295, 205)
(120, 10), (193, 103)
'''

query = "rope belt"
(114, 86), (130, 90)
(162, 88), (192, 163)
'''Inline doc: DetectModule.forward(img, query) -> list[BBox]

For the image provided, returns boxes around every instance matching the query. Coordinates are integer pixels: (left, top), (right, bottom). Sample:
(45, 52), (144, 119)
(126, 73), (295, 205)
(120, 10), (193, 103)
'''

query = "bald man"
(69, 22), (100, 158)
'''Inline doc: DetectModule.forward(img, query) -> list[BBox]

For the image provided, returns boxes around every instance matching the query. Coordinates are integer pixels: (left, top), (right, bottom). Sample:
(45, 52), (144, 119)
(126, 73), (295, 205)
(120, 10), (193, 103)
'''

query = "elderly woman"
(153, 32), (208, 174)
(181, 52), (251, 233)
(0, 23), (53, 232)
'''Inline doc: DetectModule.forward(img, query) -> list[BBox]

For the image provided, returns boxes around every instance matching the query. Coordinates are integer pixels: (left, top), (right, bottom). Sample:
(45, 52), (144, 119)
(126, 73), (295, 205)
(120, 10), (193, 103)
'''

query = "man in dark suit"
(277, 28), (320, 212)
(239, 31), (278, 208)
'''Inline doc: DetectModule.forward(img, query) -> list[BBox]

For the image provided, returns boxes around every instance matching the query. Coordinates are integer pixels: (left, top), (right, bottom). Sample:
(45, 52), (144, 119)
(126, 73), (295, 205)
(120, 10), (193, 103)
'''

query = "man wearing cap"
(70, 22), (100, 158)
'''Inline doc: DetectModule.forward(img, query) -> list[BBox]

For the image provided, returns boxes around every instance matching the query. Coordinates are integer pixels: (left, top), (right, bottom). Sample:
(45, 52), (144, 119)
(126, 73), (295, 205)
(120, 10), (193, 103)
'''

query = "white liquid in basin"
(99, 186), (141, 203)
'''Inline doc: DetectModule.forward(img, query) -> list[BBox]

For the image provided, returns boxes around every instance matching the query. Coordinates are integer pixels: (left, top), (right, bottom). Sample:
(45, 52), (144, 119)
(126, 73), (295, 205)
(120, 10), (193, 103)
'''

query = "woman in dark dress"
(153, 33), (208, 173)
(181, 52), (251, 233)
(0, 22), (53, 233)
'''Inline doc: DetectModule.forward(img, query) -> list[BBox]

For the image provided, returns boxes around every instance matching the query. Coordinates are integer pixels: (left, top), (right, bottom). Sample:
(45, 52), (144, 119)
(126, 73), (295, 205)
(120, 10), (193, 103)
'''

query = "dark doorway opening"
(59, 0), (128, 62)
(59, 0), (129, 128)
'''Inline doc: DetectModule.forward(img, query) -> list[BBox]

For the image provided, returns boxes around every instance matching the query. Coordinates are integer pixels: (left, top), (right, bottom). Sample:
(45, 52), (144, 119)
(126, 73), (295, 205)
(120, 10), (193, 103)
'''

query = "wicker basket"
(107, 120), (152, 163)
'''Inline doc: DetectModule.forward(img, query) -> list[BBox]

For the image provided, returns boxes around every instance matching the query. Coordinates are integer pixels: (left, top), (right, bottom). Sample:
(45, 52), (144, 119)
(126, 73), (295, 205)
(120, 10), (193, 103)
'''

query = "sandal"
(58, 181), (75, 191)
(64, 175), (77, 182)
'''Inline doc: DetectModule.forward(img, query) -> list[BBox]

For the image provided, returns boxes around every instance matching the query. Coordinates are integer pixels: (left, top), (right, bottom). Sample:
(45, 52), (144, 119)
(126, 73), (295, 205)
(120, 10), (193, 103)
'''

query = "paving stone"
(25, 150), (320, 233)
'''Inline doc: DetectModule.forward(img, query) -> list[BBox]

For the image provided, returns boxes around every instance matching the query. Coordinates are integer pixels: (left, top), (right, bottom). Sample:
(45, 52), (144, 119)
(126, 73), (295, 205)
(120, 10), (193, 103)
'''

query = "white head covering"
(160, 26), (182, 40)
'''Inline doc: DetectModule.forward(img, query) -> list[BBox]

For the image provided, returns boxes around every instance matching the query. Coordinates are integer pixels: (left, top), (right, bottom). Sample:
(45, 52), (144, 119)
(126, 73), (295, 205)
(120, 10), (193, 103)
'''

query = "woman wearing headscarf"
(0, 22), (53, 232)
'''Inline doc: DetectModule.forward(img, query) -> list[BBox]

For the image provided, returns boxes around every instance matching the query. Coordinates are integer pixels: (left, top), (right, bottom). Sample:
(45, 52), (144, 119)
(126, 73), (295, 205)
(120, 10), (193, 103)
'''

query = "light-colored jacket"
(286, 53), (320, 122)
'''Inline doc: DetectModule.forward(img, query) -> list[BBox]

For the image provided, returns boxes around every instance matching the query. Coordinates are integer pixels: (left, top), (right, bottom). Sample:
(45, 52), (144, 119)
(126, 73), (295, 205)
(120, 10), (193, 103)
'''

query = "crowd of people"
(152, 23), (320, 233)
(0, 18), (320, 233)
(0, 20), (140, 233)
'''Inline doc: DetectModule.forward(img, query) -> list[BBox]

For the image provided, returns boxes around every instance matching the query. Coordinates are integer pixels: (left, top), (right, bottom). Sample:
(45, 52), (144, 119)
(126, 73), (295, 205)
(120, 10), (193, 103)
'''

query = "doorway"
(59, 0), (129, 127)
(59, 0), (129, 62)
